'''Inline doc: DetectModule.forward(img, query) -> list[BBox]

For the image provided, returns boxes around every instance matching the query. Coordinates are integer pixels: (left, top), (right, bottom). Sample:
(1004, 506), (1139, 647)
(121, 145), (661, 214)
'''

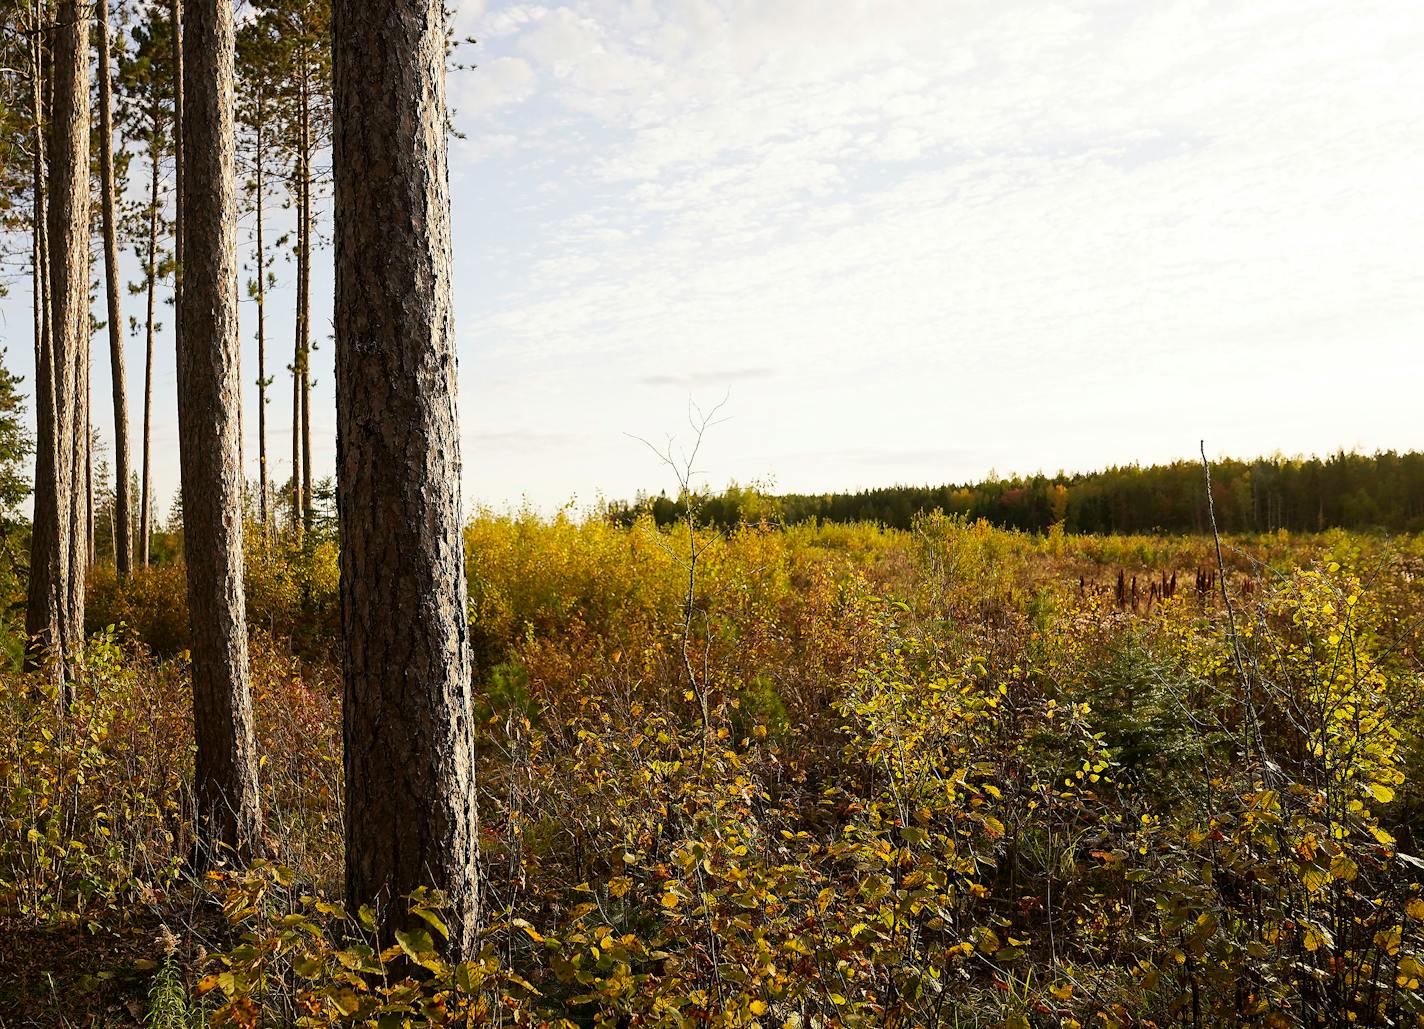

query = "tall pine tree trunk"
(298, 59), (313, 534)
(138, 95), (160, 568)
(178, 0), (263, 864)
(290, 315), (301, 538)
(26, 6), (61, 680)
(31, 0), (92, 697)
(57, 2), (89, 661)
(254, 94), (269, 540)
(171, 0), (184, 351)
(334, 0), (480, 954)
(290, 142), (303, 543)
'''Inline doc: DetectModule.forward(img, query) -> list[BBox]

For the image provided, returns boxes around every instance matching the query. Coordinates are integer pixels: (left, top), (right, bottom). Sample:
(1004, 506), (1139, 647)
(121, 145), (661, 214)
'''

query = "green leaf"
(395, 926), (435, 961)
(411, 905), (450, 941)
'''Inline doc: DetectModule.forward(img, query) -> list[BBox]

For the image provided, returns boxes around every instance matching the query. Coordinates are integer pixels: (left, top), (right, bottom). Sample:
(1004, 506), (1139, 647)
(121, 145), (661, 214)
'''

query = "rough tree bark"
(333, 0), (480, 954)
(55, 0), (88, 660)
(26, 3), (61, 681)
(179, 0), (263, 865)
(27, 0), (91, 696)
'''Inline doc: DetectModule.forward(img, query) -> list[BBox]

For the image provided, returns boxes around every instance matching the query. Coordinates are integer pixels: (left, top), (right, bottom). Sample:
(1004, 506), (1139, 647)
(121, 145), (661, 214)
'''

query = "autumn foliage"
(5, 514), (1424, 1026)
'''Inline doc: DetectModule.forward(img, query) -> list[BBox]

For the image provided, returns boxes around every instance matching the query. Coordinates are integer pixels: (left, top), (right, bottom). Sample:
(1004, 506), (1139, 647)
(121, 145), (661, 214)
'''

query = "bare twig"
(628, 394), (731, 759)
(1201, 440), (1271, 776)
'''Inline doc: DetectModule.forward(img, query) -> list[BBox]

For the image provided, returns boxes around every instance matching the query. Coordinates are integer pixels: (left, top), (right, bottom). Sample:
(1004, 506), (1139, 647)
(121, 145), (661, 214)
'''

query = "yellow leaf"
(1375, 925), (1403, 957)
(1330, 854), (1358, 882)
(1368, 782), (1396, 804)
(1369, 824), (1396, 847)
(1303, 923), (1333, 953)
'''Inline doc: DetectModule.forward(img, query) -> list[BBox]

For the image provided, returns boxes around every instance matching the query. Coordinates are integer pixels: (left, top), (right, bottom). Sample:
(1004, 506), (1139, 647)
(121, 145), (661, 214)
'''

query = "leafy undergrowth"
(6, 515), (1424, 1026)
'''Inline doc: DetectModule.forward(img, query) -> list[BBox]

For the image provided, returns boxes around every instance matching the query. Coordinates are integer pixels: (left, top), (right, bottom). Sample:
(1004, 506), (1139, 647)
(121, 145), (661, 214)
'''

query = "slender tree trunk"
(300, 352), (312, 530)
(290, 138), (303, 542)
(254, 93), (269, 539)
(334, 0), (480, 955)
(26, 11), (45, 351)
(298, 59), (313, 534)
(26, 6), (61, 680)
(290, 326), (301, 538)
(171, 0), (184, 351)
(139, 95), (160, 568)
(300, 341), (312, 533)
(179, 0), (263, 865)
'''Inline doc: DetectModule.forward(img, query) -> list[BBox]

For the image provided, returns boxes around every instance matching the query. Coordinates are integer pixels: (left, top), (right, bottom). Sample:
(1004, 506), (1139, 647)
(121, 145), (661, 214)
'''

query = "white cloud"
(35, 0), (1417, 515)
(453, 55), (536, 114)
(442, 0), (1424, 507)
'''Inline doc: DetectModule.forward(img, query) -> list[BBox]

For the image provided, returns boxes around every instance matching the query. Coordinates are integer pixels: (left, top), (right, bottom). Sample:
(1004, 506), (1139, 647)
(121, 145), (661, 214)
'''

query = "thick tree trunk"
(31, 0), (92, 696)
(179, 0), (263, 865)
(26, 8), (61, 680)
(138, 98), (160, 568)
(56, 2), (88, 658)
(333, 0), (480, 955)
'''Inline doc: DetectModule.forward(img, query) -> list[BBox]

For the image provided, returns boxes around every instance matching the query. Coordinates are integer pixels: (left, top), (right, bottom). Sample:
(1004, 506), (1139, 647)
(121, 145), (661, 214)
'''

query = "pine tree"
(28, 0), (92, 697)
(236, 15), (281, 542)
(178, 0), (263, 864)
(333, 0), (480, 953)
(117, 2), (176, 568)
(96, 0), (134, 577)
(248, 0), (330, 539)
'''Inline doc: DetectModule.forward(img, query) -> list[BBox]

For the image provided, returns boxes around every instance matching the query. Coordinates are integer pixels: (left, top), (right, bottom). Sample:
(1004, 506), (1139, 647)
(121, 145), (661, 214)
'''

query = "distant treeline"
(607, 450), (1424, 535)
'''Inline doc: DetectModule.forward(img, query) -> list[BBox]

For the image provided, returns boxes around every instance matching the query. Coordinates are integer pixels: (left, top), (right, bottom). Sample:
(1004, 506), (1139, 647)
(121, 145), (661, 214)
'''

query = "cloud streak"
(640, 367), (776, 389)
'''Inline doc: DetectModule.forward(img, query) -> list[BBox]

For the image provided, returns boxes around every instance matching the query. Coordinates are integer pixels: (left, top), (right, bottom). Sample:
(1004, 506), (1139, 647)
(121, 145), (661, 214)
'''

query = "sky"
(4, 0), (1424, 515)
